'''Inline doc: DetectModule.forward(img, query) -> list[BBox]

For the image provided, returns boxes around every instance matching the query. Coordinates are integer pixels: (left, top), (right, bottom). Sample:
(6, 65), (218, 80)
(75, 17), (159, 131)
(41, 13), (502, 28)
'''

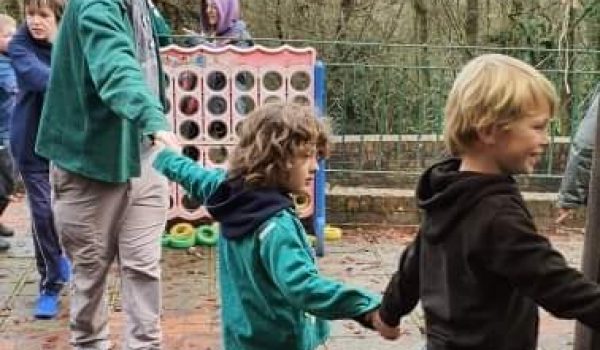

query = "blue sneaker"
(58, 255), (71, 283)
(34, 293), (60, 319)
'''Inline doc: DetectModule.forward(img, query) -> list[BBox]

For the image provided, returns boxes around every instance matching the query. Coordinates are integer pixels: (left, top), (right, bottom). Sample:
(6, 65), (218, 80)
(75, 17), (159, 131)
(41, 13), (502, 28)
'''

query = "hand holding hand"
(153, 130), (181, 153)
(372, 310), (401, 340)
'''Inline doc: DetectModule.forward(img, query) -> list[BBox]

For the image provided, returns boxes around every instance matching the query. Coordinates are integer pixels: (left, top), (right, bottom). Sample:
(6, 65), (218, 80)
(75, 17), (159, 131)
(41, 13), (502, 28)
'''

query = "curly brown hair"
(228, 103), (329, 188)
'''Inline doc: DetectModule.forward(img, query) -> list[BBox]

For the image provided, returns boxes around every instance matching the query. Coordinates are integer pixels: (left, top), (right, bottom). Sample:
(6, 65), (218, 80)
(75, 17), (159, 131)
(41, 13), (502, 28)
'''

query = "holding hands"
(361, 308), (401, 340)
(153, 130), (181, 153)
(372, 309), (401, 340)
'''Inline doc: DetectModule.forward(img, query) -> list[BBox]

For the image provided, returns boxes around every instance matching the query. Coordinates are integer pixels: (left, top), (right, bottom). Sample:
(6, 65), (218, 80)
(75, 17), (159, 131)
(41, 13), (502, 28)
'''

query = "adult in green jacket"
(35, 0), (178, 348)
(153, 103), (381, 350)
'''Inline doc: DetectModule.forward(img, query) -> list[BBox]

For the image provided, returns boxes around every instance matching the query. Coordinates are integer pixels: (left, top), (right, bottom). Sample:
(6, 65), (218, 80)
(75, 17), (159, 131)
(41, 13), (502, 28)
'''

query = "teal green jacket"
(153, 149), (381, 350)
(36, 0), (170, 183)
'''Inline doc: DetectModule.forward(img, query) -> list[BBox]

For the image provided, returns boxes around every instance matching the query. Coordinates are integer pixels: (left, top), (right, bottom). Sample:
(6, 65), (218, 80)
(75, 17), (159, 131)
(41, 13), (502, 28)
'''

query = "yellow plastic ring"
(324, 225), (342, 241)
(170, 222), (195, 238)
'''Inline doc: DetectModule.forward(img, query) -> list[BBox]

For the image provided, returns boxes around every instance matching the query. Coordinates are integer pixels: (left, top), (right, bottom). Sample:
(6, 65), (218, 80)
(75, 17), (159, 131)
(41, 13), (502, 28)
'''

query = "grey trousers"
(51, 155), (168, 350)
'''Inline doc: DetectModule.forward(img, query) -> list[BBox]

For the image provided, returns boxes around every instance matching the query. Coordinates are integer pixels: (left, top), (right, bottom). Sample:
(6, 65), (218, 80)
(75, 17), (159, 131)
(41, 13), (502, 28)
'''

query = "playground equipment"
(160, 44), (328, 256)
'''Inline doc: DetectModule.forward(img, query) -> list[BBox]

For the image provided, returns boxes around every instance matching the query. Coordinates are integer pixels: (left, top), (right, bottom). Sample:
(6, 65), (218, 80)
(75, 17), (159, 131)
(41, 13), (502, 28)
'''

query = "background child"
(0, 13), (17, 251)
(183, 0), (253, 47)
(374, 54), (600, 349)
(154, 103), (381, 350)
(8, 0), (68, 319)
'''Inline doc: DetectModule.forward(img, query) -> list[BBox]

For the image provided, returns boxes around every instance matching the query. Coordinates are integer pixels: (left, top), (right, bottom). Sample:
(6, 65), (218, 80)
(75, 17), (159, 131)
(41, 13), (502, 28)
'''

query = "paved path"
(0, 199), (585, 349)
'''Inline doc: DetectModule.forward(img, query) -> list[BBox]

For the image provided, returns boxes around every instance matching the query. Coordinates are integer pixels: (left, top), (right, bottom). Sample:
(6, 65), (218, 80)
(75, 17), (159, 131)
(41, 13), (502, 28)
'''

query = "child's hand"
(555, 207), (575, 225)
(153, 130), (181, 153)
(373, 310), (401, 340)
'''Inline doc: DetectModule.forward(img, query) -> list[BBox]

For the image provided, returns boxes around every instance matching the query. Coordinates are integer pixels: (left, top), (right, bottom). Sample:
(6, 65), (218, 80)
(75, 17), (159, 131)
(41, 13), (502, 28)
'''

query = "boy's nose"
(541, 132), (549, 146)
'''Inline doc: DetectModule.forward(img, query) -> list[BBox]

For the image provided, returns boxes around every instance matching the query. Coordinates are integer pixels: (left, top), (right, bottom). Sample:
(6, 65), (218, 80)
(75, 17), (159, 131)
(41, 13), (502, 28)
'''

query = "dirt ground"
(0, 198), (587, 350)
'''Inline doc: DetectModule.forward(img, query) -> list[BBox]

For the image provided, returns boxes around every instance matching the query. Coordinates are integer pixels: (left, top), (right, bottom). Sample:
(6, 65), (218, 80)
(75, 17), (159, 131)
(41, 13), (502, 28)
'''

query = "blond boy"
(374, 54), (600, 350)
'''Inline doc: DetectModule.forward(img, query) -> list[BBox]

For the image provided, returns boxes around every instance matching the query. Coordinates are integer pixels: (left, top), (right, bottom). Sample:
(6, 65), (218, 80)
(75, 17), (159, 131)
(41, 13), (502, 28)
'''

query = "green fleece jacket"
(36, 0), (169, 183)
(153, 148), (381, 350)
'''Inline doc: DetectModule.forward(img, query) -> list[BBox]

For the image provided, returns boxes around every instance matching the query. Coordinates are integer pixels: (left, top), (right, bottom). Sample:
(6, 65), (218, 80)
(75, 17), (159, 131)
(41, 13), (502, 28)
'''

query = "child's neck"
(459, 153), (503, 175)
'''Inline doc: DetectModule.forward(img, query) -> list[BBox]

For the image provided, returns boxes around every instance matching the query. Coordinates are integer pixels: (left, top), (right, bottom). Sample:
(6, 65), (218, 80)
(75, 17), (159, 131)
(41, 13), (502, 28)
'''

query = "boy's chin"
(513, 165), (535, 175)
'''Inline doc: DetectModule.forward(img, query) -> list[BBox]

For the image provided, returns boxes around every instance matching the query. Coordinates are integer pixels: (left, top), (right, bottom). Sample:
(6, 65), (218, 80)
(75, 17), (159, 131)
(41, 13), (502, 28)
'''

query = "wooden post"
(574, 94), (600, 350)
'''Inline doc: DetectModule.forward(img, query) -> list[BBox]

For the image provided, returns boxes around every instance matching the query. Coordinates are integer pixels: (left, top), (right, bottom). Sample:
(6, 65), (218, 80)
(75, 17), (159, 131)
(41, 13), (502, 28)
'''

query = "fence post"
(313, 60), (327, 257)
(573, 88), (600, 350)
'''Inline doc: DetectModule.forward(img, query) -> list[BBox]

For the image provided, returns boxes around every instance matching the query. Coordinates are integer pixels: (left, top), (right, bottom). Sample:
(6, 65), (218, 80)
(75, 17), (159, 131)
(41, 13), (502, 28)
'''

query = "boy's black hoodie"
(379, 158), (600, 350)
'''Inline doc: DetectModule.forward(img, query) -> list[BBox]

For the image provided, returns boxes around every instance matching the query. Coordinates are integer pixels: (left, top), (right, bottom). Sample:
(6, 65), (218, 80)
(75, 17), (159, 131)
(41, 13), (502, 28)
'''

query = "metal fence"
(168, 35), (600, 177)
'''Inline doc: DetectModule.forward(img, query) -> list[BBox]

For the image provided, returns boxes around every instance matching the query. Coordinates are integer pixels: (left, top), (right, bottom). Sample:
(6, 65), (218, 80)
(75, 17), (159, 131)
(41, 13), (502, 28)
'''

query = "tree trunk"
(335, 0), (355, 40)
(274, 0), (284, 40)
(465, 0), (479, 46)
(583, 0), (600, 70)
(413, 0), (428, 45)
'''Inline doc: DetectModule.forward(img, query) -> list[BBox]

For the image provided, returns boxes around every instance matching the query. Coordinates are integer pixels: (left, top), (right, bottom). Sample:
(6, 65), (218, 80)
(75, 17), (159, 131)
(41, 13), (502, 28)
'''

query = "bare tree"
(465, 0), (479, 46)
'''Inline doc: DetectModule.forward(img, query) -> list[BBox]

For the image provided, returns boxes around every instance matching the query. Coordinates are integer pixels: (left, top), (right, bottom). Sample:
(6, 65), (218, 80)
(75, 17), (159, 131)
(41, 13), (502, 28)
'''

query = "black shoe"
(0, 237), (9, 251)
(0, 223), (14, 237)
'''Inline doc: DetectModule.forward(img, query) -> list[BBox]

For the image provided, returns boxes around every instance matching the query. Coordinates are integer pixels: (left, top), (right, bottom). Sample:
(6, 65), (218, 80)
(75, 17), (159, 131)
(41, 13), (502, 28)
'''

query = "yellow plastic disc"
(169, 222), (195, 238)
(324, 225), (343, 241)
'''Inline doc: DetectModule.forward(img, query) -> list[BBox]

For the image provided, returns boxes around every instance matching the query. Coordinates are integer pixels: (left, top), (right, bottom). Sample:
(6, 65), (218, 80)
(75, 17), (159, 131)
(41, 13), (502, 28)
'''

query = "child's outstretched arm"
(485, 203), (600, 329)
(258, 216), (381, 326)
(378, 234), (421, 329)
(153, 148), (225, 203)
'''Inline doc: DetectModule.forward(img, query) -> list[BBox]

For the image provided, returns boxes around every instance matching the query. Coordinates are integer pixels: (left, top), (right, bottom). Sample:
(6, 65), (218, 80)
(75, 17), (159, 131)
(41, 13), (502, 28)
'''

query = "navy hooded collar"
(205, 178), (294, 239)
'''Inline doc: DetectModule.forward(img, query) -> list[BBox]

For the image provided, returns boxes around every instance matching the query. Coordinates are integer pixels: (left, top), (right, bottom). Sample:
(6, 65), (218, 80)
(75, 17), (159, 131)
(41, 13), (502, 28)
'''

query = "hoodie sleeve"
(485, 203), (600, 328)
(7, 27), (49, 92)
(0, 59), (17, 93)
(378, 234), (421, 327)
(153, 148), (225, 202)
(258, 217), (381, 323)
(77, 0), (169, 135)
(557, 143), (592, 208)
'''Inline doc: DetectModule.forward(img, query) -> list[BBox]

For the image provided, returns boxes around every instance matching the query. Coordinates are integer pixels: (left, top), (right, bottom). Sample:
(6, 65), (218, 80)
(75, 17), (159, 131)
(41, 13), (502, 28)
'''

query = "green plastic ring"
(196, 225), (219, 246)
(169, 223), (196, 249)
(161, 232), (171, 247)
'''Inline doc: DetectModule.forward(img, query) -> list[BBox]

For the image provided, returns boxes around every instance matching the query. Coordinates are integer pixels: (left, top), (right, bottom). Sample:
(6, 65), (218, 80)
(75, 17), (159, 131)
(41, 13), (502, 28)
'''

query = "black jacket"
(379, 158), (600, 350)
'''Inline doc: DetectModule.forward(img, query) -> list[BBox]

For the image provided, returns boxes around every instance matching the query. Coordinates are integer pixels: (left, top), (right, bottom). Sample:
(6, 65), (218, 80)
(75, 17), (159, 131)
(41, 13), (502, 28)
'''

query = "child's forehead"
(25, 3), (55, 13)
(521, 94), (552, 114)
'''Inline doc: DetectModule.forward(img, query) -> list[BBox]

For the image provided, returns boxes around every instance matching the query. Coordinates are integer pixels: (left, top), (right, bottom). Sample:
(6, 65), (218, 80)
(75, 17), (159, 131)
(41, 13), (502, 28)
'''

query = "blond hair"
(444, 53), (558, 155)
(0, 14), (16, 34)
(228, 103), (329, 188)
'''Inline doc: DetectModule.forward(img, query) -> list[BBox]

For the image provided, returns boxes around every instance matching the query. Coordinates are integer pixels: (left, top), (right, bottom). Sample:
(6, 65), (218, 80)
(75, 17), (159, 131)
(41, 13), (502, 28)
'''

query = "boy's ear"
(475, 124), (500, 146)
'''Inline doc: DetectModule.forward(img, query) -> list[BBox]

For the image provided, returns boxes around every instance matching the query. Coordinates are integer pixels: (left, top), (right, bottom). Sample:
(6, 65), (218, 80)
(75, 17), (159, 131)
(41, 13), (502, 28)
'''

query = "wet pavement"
(0, 198), (586, 349)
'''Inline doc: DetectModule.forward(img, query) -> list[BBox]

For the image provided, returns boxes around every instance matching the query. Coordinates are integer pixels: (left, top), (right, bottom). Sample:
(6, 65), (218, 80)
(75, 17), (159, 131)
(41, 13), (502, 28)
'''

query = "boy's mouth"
(529, 153), (542, 164)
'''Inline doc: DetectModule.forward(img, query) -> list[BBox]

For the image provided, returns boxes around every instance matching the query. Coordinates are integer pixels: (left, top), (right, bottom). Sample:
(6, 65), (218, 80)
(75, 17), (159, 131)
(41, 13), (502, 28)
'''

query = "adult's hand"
(153, 130), (181, 153)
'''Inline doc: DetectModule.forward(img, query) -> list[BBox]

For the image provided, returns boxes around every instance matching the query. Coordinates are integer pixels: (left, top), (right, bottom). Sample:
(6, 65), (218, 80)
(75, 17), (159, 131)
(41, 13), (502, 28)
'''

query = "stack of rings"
(169, 222), (197, 249)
